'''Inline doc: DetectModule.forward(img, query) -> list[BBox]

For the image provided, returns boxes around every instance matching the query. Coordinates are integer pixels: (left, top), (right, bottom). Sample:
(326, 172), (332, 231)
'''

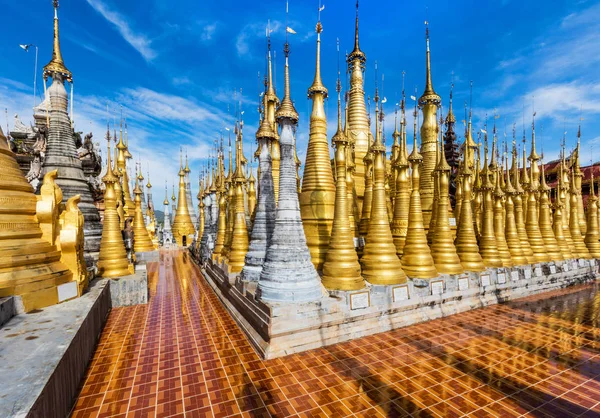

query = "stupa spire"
(430, 109), (463, 274)
(43, 0), (72, 80)
(503, 142), (527, 266)
(400, 95), (438, 278)
(391, 75), (411, 257)
(38, 0), (103, 261)
(422, 20), (436, 98)
(417, 20), (441, 226)
(349, 1), (365, 62)
(346, 0), (369, 215)
(172, 148), (195, 246)
(321, 43), (364, 290)
(584, 166), (600, 257)
(241, 74), (277, 282)
(97, 124), (130, 277)
(258, 11), (322, 303)
(132, 171), (155, 253)
(361, 79), (407, 284)
(301, 9), (335, 271)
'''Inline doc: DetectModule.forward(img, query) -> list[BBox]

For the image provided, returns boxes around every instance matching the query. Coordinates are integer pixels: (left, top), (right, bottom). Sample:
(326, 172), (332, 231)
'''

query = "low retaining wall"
(0, 280), (111, 418)
(201, 258), (599, 359)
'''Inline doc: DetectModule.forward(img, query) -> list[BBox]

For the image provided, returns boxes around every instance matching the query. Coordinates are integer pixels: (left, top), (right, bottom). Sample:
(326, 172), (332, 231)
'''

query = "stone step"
(0, 297), (16, 328)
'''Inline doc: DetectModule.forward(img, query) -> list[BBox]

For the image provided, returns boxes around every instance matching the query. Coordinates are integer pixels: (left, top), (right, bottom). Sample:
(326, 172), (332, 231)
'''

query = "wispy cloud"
(118, 87), (227, 125)
(495, 2), (600, 80)
(201, 23), (218, 41)
(85, 0), (157, 61)
(1, 77), (235, 207)
(172, 76), (192, 86)
(235, 18), (314, 57)
(235, 20), (286, 57)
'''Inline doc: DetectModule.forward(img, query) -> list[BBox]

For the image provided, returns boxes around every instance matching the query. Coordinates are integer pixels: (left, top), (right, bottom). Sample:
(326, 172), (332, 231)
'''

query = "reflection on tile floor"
(71, 250), (600, 417)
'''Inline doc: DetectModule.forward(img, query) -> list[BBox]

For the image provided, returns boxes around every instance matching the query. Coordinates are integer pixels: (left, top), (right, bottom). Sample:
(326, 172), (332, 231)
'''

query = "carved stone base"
(201, 258), (599, 359)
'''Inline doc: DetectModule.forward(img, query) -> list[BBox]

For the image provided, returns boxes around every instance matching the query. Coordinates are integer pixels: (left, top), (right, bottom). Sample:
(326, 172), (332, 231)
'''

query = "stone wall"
(201, 258), (599, 359)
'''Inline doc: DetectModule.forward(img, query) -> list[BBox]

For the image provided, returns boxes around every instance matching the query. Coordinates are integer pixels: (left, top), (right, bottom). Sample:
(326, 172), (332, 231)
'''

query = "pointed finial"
(419, 18), (440, 105)
(44, 0), (72, 80)
(409, 88), (422, 162)
(332, 38), (347, 146)
(179, 146), (184, 174)
(308, 3), (327, 98)
(469, 80), (473, 122)
(577, 110), (583, 151)
(265, 20), (278, 100)
(529, 107), (540, 161)
(102, 121), (117, 184)
(348, 0), (366, 64)
(438, 105), (451, 172)
(184, 149), (191, 173)
(276, 5), (299, 123)
(446, 73), (456, 124)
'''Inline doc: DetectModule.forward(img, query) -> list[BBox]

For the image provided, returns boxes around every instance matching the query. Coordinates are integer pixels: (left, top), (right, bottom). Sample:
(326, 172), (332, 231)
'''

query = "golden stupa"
(116, 121), (135, 217)
(584, 174), (600, 258)
(213, 157), (227, 260)
(321, 65), (364, 291)
(454, 124), (485, 272)
(418, 22), (442, 228)
(430, 114), (463, 275)
(346, 2), (370, 214)
(400, 104), (437, 279)
(361, 93), (407, 285)
(490, 134), (512, 268)
(477, 132), (502, 268)
(0, 125), (80, 311)
(538, 158), (563, 261)
(300, 18), (335, 271)
(132, 170), (155, 253)
(569, 172), (591, 259)
(172, 150), (196, 246)
(503, 142), (527, 265)
(97, 128), (132, 278)
(391, 97), (411, 258)
(228, 123), (250, 273)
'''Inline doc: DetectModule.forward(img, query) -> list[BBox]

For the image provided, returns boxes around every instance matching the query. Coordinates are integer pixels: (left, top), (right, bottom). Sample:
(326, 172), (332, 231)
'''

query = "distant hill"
(154, 210), (165, 225)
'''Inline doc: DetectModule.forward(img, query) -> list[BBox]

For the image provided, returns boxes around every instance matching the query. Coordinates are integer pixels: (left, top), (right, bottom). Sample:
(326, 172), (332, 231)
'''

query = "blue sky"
(1, 0), (599, 209)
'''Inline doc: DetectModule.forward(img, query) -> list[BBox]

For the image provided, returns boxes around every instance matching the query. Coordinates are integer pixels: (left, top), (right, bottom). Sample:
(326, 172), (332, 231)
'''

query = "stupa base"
(108, 265), (148, 308)
(200, 258), (599, 359)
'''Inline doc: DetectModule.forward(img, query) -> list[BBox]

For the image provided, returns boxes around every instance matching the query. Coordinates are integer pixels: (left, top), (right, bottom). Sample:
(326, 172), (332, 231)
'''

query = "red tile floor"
(71, 249), (600, 417)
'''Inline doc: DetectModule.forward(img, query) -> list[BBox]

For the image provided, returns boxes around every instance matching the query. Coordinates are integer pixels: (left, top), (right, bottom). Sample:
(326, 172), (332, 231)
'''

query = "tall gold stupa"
(300, 17), (335, 271)
(0, 125), (77, 311)
(172, 150), (196, 246)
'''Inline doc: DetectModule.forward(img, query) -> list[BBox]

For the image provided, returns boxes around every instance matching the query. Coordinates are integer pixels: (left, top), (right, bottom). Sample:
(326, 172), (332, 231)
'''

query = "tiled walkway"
(71, 249), (600, 417)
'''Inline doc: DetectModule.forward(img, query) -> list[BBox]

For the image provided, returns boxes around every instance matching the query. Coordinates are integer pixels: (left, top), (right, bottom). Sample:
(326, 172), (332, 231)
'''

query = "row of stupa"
(0, 0), (168, 308)
(189, 2), (600, 304)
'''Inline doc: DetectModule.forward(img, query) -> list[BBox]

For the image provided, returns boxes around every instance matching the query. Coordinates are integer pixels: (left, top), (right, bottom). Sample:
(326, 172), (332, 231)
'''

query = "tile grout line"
(178, 253), (217, 417)
(171, 250), (188, 418)
(95, 304), (138, 416)
(153, 252), (166, 417)
(69, 301), (128, 416)
(122, 266), (154, 416)
(179, 252), (225, 417)
(193, 259), (310, 416)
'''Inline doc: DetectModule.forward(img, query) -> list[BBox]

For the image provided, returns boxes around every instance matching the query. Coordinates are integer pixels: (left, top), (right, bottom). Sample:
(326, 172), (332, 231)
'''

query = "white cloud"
(172, 76), (192, 86)
(201, 23), (218, 41)
(236, 20), (282, 57)
(85, 0), (157, 61)
(118, 87), (227, 125)
(496, 56), (523, 70)
(1, 76), (235, 209)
